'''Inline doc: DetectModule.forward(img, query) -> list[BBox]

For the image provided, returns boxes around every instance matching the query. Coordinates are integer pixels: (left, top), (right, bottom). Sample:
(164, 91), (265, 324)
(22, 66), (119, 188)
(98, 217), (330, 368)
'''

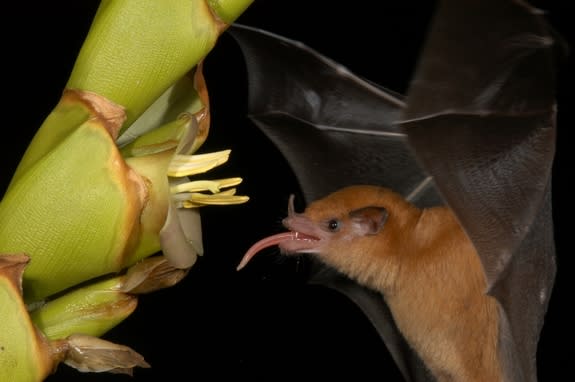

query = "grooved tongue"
(236, 232), (294, 271)
(236, 231), (316, 270)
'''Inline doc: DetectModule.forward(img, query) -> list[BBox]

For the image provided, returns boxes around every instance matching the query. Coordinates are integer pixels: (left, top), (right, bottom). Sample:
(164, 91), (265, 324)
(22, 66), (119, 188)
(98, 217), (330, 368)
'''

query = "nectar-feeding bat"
(238, 185), (502, 381)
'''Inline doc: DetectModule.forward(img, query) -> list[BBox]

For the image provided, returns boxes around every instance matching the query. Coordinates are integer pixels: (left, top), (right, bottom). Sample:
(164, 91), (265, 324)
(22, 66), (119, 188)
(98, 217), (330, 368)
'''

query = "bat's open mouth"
(236, 231), (319, 270)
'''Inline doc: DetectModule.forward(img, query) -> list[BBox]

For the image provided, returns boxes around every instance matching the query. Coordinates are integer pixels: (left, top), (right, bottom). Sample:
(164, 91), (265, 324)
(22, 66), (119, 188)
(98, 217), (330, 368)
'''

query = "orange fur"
(300, 185), (503, 382)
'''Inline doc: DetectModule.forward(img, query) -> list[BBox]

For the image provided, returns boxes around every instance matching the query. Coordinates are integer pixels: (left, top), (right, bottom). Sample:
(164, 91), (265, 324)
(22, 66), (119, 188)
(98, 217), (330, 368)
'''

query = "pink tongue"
(236, 232), (296, 271)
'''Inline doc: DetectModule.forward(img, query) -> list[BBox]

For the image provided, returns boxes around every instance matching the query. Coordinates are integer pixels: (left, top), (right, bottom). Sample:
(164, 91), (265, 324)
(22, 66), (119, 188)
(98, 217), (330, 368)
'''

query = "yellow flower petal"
(170, 177), (244, 194)
(181, 189), (250, 208)
(167, 149), (231, 177)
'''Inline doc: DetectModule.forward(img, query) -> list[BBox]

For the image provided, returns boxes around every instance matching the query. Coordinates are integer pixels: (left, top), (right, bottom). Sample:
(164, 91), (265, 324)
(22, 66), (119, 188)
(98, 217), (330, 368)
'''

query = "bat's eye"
(327, 219), (340, 232)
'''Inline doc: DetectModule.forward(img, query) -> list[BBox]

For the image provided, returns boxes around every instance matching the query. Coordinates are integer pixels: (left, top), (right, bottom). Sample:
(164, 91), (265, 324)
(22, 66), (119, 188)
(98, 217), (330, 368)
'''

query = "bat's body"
(238, 185), (502, 381)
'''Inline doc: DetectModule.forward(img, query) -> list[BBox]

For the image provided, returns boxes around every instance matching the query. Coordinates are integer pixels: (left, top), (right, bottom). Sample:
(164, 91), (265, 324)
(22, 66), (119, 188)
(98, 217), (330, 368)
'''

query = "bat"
(229, 0), (561, 381)
(238, 185), (502, 381)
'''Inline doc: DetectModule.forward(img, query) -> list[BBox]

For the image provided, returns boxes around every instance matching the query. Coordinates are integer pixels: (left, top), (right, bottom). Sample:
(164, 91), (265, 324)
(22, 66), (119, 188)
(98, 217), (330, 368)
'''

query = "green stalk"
(1, 0), (254, 379)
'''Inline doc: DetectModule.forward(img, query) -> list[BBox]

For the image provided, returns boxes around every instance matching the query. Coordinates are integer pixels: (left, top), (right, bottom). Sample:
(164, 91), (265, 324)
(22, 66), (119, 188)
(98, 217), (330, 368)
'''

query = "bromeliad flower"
(0, 0), (253, 380)
(118, 83), (250, 270)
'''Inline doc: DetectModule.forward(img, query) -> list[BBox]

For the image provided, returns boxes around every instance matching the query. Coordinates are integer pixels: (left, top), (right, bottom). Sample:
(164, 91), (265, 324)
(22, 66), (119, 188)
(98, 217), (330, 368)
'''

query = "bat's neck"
(388, 206), (482, 298)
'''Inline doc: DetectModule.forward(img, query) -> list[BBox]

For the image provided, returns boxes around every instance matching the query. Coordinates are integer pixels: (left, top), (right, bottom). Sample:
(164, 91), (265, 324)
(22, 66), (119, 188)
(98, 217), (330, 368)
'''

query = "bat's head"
(236, 185), (419, 272)
(280, 186), (389, 254)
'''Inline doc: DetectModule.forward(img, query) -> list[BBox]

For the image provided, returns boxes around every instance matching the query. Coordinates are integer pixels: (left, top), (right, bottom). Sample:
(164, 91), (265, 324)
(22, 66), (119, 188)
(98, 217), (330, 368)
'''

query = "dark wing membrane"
(229, 24), (439, 382)
(229, 24), (441, 209)
(399, 0), (559, 381)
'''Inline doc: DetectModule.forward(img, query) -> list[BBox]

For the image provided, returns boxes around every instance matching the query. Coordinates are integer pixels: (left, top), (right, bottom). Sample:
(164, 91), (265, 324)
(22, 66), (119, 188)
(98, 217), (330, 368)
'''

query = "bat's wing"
(228, 24), (438, 382)
(400, 1), (559, 381)
(229, 0), (560, 380)
(228, 25), (440, 208)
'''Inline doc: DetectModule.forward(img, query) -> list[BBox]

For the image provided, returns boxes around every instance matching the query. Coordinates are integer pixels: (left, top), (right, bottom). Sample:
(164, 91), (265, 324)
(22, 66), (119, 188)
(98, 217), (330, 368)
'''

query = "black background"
(2, 1), (572, 381)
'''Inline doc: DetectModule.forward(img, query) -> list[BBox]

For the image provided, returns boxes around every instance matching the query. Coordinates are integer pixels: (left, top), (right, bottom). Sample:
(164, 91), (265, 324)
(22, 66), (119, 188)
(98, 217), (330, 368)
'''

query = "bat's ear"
(349, 207), (388, 236)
